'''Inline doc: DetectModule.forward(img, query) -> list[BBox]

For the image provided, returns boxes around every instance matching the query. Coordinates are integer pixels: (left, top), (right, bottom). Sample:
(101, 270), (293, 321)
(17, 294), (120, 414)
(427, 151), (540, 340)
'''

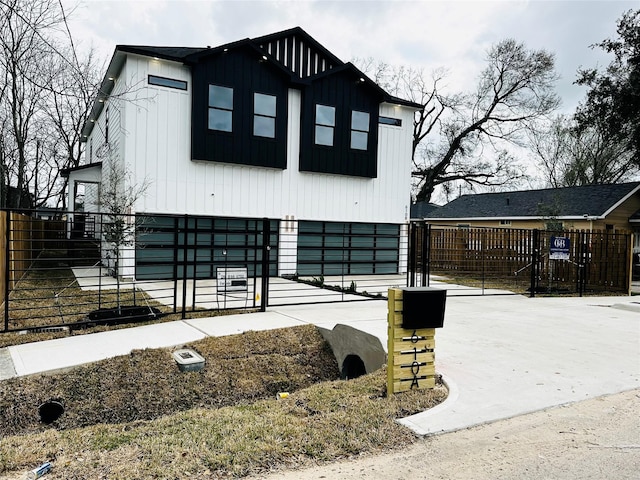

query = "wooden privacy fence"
(409, 223), (633, 295)
(0, 211), (66, 308)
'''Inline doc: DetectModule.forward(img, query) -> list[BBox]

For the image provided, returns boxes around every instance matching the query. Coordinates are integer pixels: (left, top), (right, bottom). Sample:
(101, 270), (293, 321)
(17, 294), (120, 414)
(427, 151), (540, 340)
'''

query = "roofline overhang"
(80, 29), (424, 140)
(81, 48), (193, 141)
(421, 215), (607, 222)
(601, 183), (640, 217)
(60, 162), (103, 178)
(81, 48), (128, 140)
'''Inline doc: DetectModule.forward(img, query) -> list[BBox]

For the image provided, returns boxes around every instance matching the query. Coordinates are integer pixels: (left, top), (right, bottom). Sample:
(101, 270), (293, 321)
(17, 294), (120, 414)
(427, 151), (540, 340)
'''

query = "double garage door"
(135, 215), (278, 280)
(135, 216), (400, 279)
(296, 221), (400, 276)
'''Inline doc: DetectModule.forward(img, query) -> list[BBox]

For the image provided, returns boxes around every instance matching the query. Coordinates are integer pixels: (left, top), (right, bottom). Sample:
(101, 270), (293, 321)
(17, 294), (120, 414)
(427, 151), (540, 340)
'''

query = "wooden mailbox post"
(387, 287), (446, 394)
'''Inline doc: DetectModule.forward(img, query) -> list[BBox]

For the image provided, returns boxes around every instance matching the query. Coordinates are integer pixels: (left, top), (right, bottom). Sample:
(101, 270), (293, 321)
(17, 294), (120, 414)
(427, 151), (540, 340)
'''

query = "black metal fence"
(0, 211), (406, 333)
(1, 211), (632, 333)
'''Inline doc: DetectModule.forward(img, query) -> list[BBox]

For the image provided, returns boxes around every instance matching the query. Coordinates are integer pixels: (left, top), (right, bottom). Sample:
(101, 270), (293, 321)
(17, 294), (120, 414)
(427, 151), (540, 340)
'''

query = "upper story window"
(208, 85), (233, 132)
(315, 104), (335, 146)
(148, 75), (187, 91)
(379, 116), (402, 126)
(253, 93), (276, 138)
(351, 110), (370, 150)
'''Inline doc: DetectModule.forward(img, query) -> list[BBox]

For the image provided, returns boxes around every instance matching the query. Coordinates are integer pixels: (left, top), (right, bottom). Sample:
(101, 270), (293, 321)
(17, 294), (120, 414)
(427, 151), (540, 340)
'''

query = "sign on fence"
(549, 236), (571, 260)
(216, 267), (248, 293)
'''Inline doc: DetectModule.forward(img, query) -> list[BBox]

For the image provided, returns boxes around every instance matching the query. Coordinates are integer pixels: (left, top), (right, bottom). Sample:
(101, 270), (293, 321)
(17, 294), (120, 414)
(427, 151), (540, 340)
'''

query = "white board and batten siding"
(114, 55), (413, 226)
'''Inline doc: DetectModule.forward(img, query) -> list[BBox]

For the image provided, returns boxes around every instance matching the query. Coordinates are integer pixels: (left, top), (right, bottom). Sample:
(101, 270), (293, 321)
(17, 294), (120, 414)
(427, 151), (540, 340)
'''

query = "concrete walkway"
(1, 293), (639, 437)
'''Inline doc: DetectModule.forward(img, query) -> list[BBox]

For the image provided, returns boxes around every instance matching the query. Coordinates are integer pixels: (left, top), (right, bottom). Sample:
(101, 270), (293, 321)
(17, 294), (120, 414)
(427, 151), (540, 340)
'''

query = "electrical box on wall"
(401, 287), (447, 329)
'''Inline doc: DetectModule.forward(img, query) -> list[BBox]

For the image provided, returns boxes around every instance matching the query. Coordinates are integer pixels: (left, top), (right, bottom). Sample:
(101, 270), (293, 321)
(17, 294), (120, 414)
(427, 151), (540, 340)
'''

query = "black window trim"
(253, 92), (277, 139)
(379, 116), (402, 126)
(148, 74), (188, 91)
(208, 84), (234, 133)
(314, 103), (336, 147)
(350, 109), (370, 151)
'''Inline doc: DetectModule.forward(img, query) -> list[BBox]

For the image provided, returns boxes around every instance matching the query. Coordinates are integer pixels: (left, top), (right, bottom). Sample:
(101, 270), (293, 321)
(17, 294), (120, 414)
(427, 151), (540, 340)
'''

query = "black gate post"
(530, 229), (539, 298)
(407, 222), (416, 287)
(260, 218), (270, 312)
(180, 214), (189, 319)
(421, 222), (430, 287)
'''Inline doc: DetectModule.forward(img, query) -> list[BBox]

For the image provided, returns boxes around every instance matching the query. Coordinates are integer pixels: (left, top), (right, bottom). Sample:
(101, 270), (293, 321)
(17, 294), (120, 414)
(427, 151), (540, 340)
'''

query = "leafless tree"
(41, 46), (102, 209)
(99, 156), (149, 311)
(358, 39), (560, 202)
(0, 0), (103, 209)
(530, 115), (638, 187)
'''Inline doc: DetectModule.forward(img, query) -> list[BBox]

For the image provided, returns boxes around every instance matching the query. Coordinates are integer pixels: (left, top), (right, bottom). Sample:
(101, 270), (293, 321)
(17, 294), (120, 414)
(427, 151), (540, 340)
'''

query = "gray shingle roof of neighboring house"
(410, 202), (441, 219)
(422, 182), (640, 220)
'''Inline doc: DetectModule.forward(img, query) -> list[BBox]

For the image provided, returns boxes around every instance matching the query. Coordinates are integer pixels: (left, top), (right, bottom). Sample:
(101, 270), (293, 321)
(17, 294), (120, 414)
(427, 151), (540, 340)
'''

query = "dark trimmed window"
(379, 116), (402, 126)
(208, 85), (233, 132)
(148, 75), (187, 91)
(351, 110), (369, 150)
(315, 104), (335, 146)
(253, 93), (276, 138)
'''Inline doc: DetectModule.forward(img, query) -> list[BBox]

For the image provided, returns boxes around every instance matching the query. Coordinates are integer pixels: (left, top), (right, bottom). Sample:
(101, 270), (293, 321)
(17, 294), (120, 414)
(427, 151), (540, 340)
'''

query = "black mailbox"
(401, 287), (446, 329)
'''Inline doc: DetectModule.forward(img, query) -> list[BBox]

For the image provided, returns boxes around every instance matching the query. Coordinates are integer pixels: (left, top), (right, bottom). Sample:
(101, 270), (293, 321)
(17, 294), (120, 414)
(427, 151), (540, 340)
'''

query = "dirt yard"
(251, 389), (640, 480)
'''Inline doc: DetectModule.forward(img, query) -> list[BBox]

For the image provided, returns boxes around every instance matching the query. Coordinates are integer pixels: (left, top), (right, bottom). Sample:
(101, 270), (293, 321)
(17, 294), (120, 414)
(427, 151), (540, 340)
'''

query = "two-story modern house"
(65, 27), (420, 280)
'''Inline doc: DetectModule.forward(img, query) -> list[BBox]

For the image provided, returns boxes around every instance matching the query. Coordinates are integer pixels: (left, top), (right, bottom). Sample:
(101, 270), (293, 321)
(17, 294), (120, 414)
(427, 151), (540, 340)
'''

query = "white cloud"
(65, 0), (637, 113)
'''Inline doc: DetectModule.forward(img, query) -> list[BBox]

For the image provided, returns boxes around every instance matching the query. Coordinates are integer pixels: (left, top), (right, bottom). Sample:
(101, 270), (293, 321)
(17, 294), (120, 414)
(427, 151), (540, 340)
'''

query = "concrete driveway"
(3, 291), (639, 438)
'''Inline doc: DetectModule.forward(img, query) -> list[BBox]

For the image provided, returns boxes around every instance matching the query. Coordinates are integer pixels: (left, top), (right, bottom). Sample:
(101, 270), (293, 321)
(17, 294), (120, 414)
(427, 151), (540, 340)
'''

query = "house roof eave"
(421, 215), (606, 222)
(81, 48), (127, 140)
(601, 183), (640, 218)
(60, 162), (103, 178)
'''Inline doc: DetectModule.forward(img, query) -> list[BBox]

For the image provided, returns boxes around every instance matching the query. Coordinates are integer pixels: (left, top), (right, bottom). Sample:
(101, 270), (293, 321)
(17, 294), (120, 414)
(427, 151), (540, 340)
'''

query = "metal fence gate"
(0, 210), (277, 333)
(408, 222), (633, 296)
(1, 211), (633, 333)
(0, 210), (407, 332)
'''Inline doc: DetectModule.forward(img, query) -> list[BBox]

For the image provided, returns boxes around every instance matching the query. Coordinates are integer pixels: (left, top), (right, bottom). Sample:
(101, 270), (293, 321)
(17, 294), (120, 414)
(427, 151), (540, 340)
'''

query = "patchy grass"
(2, 263), (167, 331)
(0, 325), (447, 479)
(0, 325), (338, 437)
(0, 253), (255, 347)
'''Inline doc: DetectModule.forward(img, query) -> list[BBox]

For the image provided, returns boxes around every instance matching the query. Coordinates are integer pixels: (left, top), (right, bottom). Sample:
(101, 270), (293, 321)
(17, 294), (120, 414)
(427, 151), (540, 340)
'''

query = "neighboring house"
(415, 182), (640, 278)
(414, 182), (640, 283)
(415, 182), (640, 233)
(64, 27), (420, 278)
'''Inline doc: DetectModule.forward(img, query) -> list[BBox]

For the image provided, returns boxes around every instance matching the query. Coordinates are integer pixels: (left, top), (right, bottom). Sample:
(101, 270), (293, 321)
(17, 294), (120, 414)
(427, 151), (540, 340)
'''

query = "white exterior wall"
(111, 55), (413, 226)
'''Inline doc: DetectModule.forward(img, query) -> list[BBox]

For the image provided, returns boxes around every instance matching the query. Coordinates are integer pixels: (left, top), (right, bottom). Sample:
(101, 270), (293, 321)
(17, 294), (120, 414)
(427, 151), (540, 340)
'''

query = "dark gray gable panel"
(299, 69), (379, 178)
(191, 47), (288, 169)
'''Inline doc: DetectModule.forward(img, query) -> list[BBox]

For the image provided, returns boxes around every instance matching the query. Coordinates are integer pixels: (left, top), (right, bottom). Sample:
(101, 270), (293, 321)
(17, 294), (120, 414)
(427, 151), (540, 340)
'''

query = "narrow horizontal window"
(499, 220), (512, 226)
(148, 75), (187, 90)
(379, 116), (402, 126)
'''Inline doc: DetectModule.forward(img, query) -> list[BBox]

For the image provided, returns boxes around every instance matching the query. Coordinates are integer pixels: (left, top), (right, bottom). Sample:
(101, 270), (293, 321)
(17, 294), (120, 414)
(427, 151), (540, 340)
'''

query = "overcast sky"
(66, 0), (636, 114)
